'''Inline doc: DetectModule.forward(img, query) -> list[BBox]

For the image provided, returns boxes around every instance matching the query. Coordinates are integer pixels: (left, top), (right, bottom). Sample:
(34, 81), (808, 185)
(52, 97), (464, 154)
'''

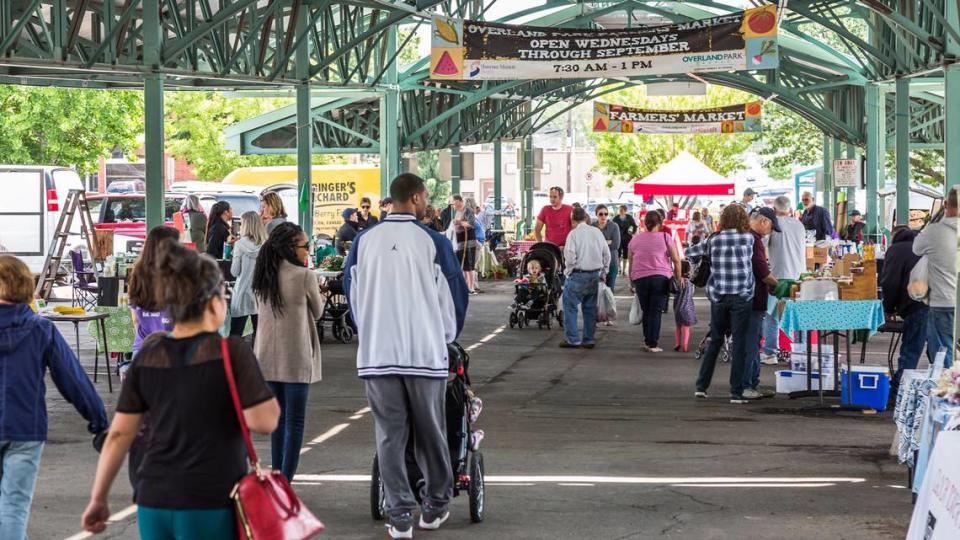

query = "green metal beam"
(296, 0), (313, 234)
(895, 78), (910, 225)
(494, 138), (503, 230)
(144, 0), (164, 232)
(946, 63), (960, 190)
(522, 134), (534, 233)
(865, 83), (881, 237)
(378, 25), (400, 196)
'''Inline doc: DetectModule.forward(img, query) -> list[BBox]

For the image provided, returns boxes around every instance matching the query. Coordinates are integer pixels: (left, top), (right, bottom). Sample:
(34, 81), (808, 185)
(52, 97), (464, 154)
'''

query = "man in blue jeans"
(913, 187), (957, 368)
(560, 207), (610, 349)
(880, 227), (930, 389)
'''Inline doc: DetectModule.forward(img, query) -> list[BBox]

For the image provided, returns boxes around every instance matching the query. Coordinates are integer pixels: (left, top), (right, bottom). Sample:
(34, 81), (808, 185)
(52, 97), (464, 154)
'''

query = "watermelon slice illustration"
(594, 117), (608, 131)
(434, 51), (459, 76)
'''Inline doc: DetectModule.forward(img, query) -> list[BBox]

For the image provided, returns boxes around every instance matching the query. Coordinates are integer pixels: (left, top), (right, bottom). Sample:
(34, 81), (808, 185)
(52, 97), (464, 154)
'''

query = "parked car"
(106, 179), (146, 193)
(0, 165), (85, 274)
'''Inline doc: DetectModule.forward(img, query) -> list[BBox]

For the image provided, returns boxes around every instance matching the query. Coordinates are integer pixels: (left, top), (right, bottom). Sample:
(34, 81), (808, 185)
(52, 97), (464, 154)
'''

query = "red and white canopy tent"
(633, 150), (735, 198)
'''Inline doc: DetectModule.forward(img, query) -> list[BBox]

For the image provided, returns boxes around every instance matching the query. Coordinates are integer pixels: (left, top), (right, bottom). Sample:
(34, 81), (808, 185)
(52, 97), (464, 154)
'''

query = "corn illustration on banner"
(593, 101), (764, 134)
(430, 6), (779, 80)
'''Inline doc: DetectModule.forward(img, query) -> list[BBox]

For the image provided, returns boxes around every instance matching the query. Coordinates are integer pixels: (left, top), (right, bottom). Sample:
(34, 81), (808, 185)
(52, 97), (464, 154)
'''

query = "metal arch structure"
(0, 1), (957, 233)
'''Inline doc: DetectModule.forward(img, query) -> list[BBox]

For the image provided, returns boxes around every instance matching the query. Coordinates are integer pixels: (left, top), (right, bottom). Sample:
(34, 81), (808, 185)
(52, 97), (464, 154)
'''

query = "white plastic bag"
(629, 295), (641, 325)
(597, 283), (617, 321)
(908, 256), (930, 302)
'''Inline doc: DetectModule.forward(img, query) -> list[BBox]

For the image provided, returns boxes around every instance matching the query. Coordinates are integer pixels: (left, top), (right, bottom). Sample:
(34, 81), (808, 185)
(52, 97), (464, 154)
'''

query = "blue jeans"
(742, 311), (766, 391)
(927, 307), (954, 368)
(696, 295), (752, 398)
(138, 506), (236, 540)
(563, 271), (600, 345)
(632, 275), (669, 348)
(761, 312), (779, 356)
(267, 382), (310, 480)
(894, 307), (931, 387)
(0, 441), (44, 540)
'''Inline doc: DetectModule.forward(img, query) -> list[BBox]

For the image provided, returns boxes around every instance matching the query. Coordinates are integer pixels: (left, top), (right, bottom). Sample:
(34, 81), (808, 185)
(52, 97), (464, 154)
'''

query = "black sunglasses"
(361, 205), (370, 209)
(597, 212), (608, 216)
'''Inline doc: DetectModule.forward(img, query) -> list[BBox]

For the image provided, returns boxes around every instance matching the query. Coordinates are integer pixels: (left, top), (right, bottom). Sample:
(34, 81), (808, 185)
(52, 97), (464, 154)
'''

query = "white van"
(0, 166), (85, 273)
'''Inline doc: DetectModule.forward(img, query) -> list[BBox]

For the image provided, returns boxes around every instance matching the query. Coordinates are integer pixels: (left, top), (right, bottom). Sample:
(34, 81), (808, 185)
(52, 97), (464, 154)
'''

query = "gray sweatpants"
(365, 376), (453, 518)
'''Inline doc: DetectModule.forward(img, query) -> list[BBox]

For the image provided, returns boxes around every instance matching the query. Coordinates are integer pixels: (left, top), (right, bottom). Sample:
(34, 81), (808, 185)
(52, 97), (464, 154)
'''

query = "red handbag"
(221, 339), (325, 539)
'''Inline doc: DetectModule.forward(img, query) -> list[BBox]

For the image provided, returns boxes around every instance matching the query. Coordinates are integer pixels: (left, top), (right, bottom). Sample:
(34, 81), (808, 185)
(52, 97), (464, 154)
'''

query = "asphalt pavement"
(35, 281), (911, 539)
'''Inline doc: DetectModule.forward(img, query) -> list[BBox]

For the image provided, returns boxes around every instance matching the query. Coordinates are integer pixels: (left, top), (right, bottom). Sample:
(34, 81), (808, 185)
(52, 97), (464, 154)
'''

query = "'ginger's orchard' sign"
(593, 101), (763, 134)
(430, 6), (779, 80)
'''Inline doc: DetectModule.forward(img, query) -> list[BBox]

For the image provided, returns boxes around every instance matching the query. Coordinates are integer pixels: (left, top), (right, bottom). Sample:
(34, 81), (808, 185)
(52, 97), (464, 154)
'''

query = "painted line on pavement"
(292, 474), (868, 486)
(301, 423), (351, 455)
(64, 504), (138, 540)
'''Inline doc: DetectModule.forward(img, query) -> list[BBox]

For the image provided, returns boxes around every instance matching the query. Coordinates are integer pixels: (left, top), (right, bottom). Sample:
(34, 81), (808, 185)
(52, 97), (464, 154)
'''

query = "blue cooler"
(840, 366), (890, 410)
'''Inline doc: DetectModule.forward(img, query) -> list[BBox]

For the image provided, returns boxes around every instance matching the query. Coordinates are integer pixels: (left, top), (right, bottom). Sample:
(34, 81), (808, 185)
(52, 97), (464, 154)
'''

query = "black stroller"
(370, 342), (486, 523)
(508, 242), (564, 330)
(317, 273), (354, 344)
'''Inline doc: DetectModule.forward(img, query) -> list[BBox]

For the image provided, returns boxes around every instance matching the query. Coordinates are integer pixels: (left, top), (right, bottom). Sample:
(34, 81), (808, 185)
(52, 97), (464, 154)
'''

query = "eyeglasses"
(295, 243), (309, 249)
(361, 205), (370, 209)
(597, 212), (608, 217)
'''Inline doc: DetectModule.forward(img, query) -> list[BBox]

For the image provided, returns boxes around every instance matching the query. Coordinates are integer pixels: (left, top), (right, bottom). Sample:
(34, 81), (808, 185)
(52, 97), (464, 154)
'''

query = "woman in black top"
(612, 204), (638, 273)
(205, 201), (236, 260)
(82, 242), (279, 538)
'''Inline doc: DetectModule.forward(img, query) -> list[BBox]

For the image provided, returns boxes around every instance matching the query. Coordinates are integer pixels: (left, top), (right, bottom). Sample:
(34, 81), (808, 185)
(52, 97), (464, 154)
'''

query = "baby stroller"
(694, 332), (732, 363)
(508, 242), (564, 330)
(370, 342), (486, 523)
(317, 273), (354, 344)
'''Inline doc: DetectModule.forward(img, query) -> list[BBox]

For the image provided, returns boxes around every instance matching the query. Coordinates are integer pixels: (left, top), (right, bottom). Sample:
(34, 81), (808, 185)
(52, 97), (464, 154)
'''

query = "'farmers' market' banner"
(593, 101), (764, 134)
(430, 5), (779, 80)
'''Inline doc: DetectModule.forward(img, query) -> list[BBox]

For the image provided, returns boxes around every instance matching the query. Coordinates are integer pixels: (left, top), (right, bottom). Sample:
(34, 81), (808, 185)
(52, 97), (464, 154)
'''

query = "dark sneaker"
(559, 340), (580, 348)
(419, 505), (450, 530)
(582, 342), (596, 349)
(387, 512), (414, 539)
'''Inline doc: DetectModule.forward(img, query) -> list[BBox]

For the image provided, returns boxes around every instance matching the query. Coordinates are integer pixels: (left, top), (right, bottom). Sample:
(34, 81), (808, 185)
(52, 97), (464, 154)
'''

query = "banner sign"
(430, 5), (779, 80)
(593, 101), (763, 134)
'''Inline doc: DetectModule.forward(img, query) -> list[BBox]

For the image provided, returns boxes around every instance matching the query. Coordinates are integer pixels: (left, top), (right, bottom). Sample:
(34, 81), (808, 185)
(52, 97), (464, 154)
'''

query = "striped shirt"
(685, 230), (755, 304)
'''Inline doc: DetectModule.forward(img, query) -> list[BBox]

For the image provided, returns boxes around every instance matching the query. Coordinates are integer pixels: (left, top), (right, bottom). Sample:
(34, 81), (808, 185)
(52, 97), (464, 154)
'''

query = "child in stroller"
(508, 243), (564, 329)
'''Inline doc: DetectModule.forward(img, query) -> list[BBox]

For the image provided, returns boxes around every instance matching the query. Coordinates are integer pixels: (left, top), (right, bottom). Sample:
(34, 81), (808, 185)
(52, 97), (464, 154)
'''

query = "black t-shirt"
(117, 332), (274, 509)
(205, 220), (231, 259)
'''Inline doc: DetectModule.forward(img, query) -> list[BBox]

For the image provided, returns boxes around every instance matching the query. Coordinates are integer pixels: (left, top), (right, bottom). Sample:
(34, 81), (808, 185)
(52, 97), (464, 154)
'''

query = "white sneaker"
(761, 353), (779, 365)
(419, 507), (450, 530)
(742, 389), (762, 400)
(694, 391), (708, 399)
(648, 347), (663, 353)
(387, 513), (414, 539)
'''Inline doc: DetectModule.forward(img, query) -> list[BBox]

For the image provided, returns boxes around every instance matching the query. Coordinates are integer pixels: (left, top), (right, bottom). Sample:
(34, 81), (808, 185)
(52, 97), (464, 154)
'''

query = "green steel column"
(845, 143), (856, 211)
(451, 144), (462, 195)
(143, 0), (163, 232)
(946, 63), (960, 190)
(832, 138), (842, 215)
(379, 26), (400, 196)
(522, 136), (534, 233)
(895, 78), (910, 226)
(822, 134), (833, 212)
(865, 84), (881, 238)
(295, 1), (313, 233)
(493, 139), (502, 230)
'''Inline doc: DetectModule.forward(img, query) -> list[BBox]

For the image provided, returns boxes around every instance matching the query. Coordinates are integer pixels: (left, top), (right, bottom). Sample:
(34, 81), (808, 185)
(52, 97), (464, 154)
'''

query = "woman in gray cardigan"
(252, 222), (323, 480)
(230, 212), (266, 341)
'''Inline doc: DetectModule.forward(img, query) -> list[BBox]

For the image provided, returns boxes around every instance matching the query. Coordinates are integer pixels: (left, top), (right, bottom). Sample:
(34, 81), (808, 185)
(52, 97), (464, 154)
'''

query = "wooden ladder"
(34, 189), (101, 300)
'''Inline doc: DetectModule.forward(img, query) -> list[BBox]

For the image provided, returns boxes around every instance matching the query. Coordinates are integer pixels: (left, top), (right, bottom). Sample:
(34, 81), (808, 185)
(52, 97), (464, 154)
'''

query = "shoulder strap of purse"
(221, 338), (259, 466)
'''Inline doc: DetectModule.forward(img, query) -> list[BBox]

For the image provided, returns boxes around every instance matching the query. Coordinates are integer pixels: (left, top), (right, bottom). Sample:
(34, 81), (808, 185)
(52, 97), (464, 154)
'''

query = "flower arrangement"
(934, 368), (960, 405)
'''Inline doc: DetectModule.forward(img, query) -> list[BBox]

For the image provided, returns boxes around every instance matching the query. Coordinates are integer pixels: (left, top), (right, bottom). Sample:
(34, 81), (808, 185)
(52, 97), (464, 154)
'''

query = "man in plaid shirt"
(685, 205), (756, 403)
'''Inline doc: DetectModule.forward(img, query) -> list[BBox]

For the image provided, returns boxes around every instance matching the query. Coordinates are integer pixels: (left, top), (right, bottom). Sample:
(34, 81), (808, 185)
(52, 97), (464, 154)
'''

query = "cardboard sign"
(908, 431), (960, 540)
(430, 6), (779, 80)
(833, 159), (859, 188)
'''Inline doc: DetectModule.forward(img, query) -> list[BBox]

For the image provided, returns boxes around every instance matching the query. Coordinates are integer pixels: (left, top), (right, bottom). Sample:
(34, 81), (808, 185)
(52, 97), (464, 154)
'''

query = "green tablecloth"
(87, 306), (135, 354)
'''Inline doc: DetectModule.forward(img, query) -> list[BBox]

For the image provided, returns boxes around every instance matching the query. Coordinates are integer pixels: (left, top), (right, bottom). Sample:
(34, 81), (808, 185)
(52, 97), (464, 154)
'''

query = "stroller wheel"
(340, 324), (354, 343)
(370, 453), (386, 520)
(509, 312), (518, 329)
(469, 451), (485, 523)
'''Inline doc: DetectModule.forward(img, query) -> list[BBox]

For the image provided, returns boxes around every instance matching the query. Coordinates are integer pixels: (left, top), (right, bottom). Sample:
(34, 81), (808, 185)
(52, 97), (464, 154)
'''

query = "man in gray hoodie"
(913, 187), (958, 367)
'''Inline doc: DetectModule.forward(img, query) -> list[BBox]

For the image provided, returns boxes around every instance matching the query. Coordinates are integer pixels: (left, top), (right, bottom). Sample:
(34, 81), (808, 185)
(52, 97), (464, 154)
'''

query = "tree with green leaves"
(591, 85), (756, 186)
(0, 87), (142, 175)
(755, 104), (823, 180)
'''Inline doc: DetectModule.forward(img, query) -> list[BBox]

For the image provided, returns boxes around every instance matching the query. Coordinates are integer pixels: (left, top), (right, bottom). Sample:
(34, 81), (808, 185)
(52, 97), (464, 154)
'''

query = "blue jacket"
(0, 304), (109, 441)
(343, 213), (468, 378)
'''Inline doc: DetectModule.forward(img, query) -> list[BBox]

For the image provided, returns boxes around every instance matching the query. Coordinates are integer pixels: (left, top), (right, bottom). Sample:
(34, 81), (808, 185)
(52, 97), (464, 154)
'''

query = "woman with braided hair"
(252, 222), (323, 480)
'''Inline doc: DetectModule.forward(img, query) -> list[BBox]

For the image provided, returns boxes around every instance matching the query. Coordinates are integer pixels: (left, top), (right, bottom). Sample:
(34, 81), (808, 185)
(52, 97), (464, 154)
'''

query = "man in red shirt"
(534, 186), (574, 247)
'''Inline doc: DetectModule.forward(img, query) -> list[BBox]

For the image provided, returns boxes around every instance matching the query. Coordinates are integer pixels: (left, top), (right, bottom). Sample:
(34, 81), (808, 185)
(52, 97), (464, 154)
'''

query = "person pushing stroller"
(344, 174), (469, 539)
